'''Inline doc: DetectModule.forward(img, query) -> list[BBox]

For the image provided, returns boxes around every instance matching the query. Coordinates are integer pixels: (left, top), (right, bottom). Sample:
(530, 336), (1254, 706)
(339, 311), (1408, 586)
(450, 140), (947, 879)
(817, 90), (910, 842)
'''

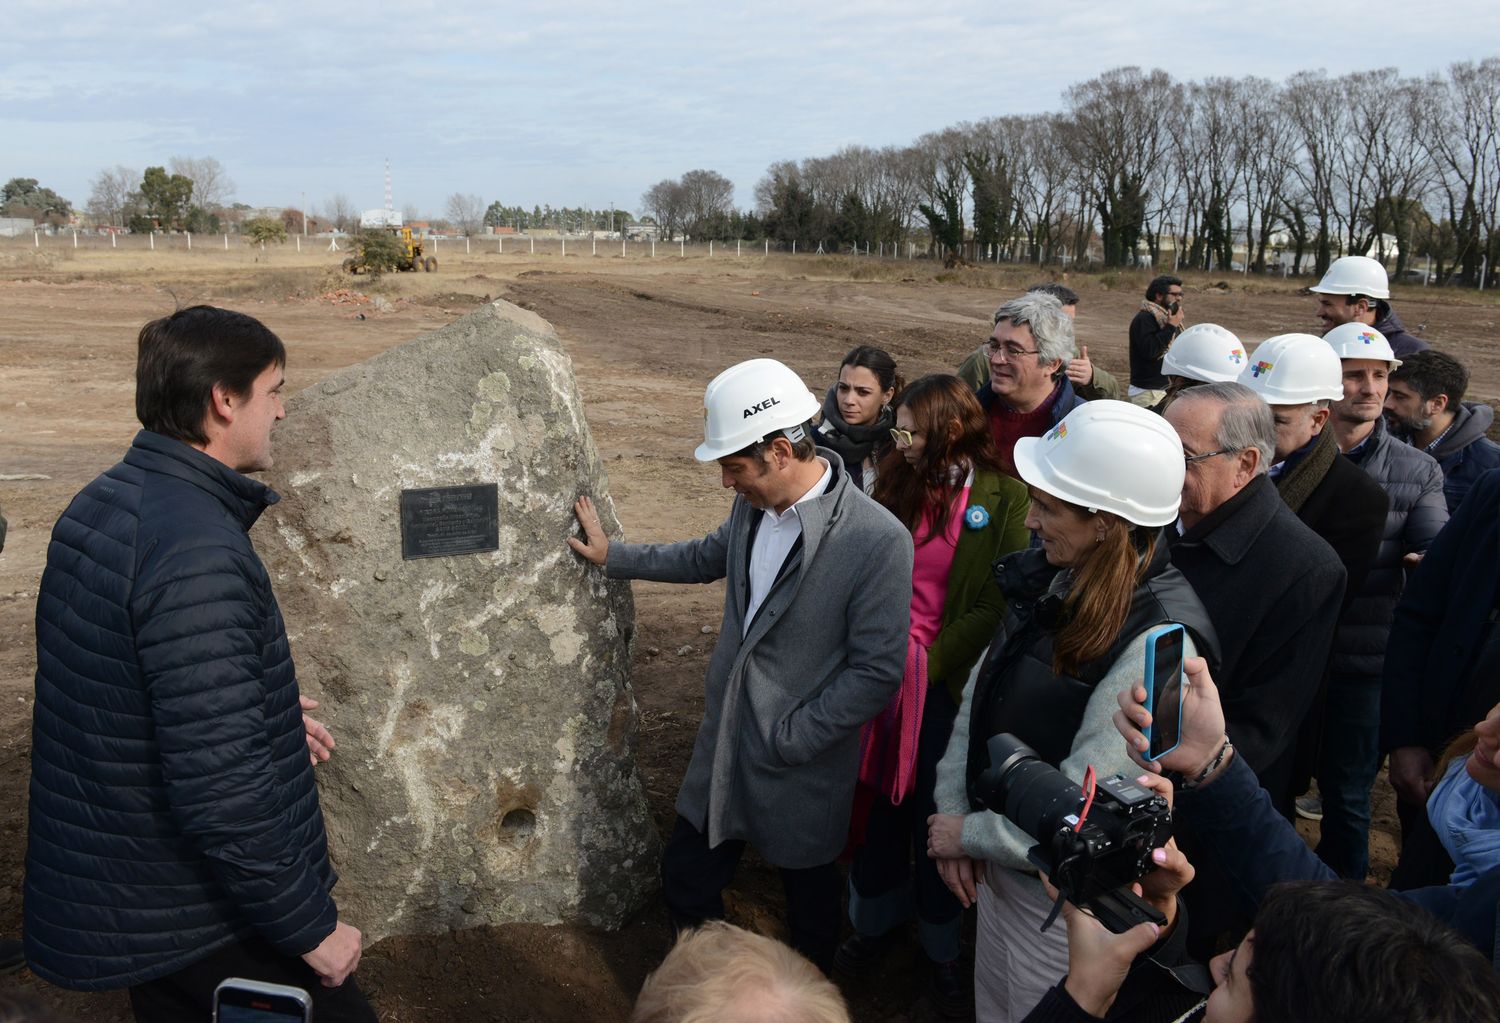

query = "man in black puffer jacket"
(25, 306), (375, 1022)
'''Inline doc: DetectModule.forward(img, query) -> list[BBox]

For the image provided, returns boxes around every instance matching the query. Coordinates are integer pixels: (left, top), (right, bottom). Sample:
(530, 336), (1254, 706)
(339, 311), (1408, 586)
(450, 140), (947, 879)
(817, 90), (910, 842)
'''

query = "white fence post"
(709, 240), (713, 257)
(622, 238), (626, 257)
(562, 237), (566, 257)
(765, 239), (768, 255)
(792, 240), (796, 255)
(530, 236), (535, 254)
(73, 230), (78, 248)
(651, 239), (655, 258)
(737, 240), (741, 257)
(111, 232), (116, 248)
(592, 236), (596, 256)
(680, 239), (685, 257)
(466, 236), (471, 254)
(499, 236), (503, 254)
(150, 233), (155, 251)
(224, 233), (228, 249)
(33, 230), (39, 247)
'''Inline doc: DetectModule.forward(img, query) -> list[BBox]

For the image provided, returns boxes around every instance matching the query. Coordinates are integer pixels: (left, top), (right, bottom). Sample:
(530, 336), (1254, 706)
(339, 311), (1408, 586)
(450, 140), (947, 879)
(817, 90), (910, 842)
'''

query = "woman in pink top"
(839, 375), (1030, 1017)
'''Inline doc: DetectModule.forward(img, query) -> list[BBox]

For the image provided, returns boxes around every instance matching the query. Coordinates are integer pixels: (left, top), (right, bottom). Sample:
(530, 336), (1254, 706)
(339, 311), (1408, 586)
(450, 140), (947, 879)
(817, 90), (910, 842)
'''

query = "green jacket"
(927, 469), (1031, 703)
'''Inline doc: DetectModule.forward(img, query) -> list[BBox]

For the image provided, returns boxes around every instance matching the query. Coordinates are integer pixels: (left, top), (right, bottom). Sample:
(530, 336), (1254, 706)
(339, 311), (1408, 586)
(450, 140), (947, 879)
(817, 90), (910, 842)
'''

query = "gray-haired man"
(975, 292), (1084, 478)
(1163, 382), (1346, 952)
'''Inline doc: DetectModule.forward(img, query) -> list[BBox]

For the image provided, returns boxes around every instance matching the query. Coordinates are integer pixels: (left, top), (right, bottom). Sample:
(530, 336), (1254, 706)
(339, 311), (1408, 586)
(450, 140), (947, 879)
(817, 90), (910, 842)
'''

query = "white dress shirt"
(744, 458), (833, 635)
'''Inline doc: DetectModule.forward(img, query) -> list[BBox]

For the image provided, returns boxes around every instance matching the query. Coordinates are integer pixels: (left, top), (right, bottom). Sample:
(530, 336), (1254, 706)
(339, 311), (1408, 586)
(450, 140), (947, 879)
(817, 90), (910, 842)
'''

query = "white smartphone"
(213, 977), (313, 1023)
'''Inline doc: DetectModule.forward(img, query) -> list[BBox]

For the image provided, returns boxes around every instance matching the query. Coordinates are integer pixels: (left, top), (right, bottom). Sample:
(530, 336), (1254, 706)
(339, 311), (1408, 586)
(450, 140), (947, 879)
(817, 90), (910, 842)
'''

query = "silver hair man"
(992, 292), (1077, 366)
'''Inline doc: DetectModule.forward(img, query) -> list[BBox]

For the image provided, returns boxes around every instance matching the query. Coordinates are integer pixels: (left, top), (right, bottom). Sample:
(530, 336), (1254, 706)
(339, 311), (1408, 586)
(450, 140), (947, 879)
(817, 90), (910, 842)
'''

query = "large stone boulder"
(255, 300), (658, 942)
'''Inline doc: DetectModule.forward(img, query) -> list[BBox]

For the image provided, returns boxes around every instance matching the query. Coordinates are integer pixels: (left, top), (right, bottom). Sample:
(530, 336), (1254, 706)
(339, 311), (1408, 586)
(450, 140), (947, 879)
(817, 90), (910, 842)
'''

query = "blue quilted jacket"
(24, 431), (338, 990)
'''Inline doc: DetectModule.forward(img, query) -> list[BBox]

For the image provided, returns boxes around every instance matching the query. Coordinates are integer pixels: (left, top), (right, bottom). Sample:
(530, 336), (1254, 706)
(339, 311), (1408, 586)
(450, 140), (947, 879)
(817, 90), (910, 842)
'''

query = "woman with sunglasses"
(837, 374), (1029, 1018)
(815, 346), (902, 495)
(925, 400), (1218, 1022)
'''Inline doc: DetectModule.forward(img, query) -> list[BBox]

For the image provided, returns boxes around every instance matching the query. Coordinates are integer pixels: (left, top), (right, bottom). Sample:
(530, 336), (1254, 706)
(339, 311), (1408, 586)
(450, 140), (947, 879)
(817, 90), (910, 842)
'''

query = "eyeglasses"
(889, 427), (916, 447)
(985, 341), (1042, 360)
(1184, 447), (1241, 466)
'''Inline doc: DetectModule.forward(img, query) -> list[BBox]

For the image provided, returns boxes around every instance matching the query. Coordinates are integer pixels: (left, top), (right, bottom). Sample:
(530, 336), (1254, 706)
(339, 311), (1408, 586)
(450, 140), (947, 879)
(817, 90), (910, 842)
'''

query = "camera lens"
(986, 734), (1085, 844)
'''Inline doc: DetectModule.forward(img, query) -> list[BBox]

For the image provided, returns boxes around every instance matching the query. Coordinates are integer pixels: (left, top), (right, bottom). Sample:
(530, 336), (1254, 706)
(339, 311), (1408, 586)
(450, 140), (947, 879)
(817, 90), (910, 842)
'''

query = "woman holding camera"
(926, 400), (1217, 1023)
(837, 375), (1029, 1016)
(815, 346), (901, 494)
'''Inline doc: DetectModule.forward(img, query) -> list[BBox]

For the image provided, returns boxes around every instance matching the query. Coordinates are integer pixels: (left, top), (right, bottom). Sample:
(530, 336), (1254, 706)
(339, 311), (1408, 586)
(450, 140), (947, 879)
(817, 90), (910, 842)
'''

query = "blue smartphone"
(1142, 624), (1186, 761)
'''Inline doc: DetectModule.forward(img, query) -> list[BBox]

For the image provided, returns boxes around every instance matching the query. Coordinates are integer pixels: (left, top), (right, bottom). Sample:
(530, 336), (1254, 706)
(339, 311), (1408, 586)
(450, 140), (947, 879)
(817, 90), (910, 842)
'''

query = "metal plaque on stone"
(399, 484), (499, 560)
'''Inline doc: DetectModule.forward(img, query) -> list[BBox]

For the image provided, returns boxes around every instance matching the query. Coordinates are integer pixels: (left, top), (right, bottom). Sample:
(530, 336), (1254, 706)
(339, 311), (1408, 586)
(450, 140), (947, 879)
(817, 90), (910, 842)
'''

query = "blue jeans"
(1314, 674), (1382, 880)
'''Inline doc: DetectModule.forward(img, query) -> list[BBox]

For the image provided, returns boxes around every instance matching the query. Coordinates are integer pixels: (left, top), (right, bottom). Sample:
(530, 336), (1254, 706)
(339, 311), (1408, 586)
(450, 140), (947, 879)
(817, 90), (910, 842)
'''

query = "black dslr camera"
(975, 733), (1173, 934)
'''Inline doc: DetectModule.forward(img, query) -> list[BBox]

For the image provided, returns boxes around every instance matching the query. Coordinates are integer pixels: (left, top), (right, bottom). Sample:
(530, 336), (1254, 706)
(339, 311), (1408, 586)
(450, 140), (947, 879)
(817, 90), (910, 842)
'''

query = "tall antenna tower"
(384, 158), (393, 215)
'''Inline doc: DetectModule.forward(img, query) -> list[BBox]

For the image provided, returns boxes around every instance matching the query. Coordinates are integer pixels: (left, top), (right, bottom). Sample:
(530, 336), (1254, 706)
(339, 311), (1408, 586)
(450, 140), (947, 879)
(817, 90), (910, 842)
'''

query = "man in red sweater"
(974, 292), (1086, 476)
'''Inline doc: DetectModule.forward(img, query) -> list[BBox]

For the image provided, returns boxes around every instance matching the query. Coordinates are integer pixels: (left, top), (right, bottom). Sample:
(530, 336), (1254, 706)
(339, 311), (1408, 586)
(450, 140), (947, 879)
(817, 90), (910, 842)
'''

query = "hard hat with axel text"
(695, 359), (822, 461)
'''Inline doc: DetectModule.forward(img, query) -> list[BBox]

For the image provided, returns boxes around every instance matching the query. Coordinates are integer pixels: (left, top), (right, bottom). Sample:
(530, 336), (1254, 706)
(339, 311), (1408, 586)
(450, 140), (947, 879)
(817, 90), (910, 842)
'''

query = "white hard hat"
(1322, 322), (1401, 370)
(1161, 323), (1247, 384)
(1309, 256), (1390, 300)
(1237, 333), (1345, 405)
(1012, 400), (1184, 527)
(695, 358), (822, 461)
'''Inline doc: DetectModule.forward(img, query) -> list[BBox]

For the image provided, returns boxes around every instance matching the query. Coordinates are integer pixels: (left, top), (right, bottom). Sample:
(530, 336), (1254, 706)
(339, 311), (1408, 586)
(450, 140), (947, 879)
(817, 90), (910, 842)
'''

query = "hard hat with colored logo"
(1012, 400), (1184, 527)
(1309, 256), (1390, 300)
(695, 358), (822, 461)
(1162, 323), (1247, 384)
(1322, 322), (1401, 370)
(1236, 333), (1345, 405)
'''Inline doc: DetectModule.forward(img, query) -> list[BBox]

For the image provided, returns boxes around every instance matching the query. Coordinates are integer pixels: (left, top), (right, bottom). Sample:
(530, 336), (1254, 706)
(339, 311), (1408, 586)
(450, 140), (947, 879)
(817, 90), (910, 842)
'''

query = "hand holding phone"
(1142, 625), (1185, 762)
(214, 978), (312, 1023)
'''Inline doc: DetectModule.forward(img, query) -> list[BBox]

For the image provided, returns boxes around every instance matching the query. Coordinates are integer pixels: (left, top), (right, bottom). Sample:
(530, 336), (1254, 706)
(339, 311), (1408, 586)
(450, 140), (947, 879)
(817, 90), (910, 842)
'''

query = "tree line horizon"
(5, 59), (1495, 285)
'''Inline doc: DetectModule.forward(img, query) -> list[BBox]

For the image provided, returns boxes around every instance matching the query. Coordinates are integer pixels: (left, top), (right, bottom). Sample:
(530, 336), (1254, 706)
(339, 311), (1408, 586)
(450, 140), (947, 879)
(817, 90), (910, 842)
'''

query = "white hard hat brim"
(694, 389), (822, 462)
(1012, 434), (1180, 529)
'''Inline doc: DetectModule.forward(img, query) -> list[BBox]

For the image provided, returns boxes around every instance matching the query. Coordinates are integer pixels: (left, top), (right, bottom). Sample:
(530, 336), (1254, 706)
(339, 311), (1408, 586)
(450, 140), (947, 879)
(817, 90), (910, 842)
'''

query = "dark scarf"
(817, 385), (894, 468)
(1275, 427), (1338, 514)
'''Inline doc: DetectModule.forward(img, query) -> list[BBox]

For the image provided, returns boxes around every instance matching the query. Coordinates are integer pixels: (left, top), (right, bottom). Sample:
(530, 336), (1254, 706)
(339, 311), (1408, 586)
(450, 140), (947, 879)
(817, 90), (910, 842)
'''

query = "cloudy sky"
(3, 1), (1495, 219)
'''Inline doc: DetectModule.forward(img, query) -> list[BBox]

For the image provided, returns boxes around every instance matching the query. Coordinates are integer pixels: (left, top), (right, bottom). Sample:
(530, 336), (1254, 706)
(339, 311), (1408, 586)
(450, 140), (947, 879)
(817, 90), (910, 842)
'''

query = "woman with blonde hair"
(927, 400), (1219, 1022)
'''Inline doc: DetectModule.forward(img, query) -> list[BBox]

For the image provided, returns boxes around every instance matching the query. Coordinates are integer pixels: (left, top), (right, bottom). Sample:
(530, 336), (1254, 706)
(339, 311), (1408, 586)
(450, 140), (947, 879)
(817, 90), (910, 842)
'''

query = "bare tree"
(677, 169), (734, 239)
(167, 156), (234, 211)
(1064, 67), (1179, 267)
(87, 165), (139, 227)
(1420, 59), (1500, 285)
(914, 128), (970, 258)
(641, 179), (686, 239)
(1235, 78), (1294, 272)
(1014, 115), (1075, 265)
(444, 193), (485, 236)
(1283, 71), (1346, 275)
(321, 193), (356, 233)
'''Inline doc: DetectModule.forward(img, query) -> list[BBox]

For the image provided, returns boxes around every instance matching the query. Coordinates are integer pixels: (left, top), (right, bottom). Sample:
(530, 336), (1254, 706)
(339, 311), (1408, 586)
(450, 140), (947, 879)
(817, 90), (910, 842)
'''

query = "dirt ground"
(2, 242), (1497, 1021)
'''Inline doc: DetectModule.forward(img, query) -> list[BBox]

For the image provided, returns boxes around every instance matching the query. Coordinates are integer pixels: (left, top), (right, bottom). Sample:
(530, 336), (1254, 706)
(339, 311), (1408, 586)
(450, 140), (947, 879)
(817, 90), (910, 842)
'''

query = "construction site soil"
(3, 244), (1498, 1021)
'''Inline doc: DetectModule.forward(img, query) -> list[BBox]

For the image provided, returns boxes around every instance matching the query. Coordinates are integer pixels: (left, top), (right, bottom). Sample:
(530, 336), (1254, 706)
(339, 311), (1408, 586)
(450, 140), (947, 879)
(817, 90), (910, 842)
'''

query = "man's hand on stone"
(568, 496), (609, 566)
(302, 921), (362, 987)
(301, 696), (334, 766)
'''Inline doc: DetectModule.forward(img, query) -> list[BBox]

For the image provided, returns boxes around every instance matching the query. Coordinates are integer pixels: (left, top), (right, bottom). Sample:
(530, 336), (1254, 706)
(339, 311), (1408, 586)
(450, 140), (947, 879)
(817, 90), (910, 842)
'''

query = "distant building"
(0, 217), (35, 238)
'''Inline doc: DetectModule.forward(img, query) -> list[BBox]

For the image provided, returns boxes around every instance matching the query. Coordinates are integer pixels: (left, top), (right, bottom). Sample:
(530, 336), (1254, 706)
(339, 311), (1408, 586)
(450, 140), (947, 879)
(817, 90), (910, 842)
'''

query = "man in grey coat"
(569, 358), (912, 973)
